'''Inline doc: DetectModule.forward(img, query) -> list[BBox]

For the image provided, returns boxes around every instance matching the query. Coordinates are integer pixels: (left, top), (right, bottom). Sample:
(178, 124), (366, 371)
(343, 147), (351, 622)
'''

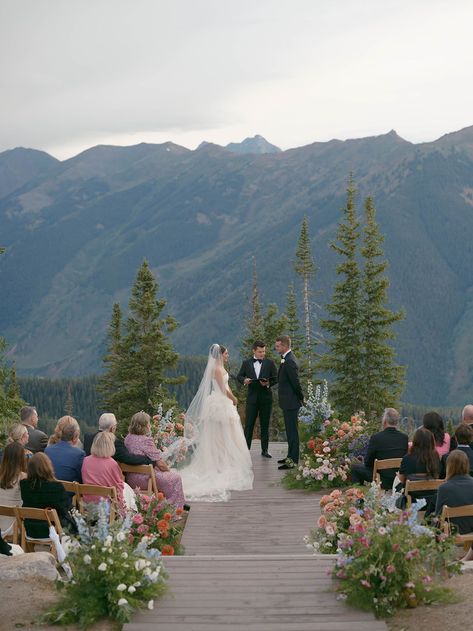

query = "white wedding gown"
(180, 372), (254, 502)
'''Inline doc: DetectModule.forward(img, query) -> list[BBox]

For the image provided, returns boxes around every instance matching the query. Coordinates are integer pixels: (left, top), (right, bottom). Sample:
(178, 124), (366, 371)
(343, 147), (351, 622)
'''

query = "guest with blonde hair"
(0, 443), (27, 536)
(125, 411), (185, 509)
(81, 432), (135, 511)
(7, 423), (33, 457)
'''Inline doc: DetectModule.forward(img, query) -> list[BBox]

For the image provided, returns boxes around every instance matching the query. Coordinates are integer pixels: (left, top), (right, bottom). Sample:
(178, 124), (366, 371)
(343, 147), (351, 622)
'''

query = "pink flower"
(386, 564), (396, 574)
(360, 579), (371, 588)
(422, 575), (432, 584)
(405, 549), (419, 561)
(137, 524), (149, 534)
(132, 514), (144, 525)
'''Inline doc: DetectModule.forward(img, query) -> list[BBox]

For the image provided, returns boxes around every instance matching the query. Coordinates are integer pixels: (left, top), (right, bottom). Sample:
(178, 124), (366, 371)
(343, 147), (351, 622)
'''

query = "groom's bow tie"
(253, 359), (262, 364)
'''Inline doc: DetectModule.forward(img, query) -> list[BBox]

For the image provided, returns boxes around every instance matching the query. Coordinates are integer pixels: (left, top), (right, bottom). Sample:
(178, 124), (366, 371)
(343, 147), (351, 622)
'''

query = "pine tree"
(100, 261), (184, 430)
(0, 342), (25, 446)
(294, 216), (317, 381)
(359, 196), (405, 418)
(285, 282), (304, 356)
(98, 303), (123, 412)
(319, 179), (365, 417)
(64, 382), (74, 416)
(7, 362), (20, 401)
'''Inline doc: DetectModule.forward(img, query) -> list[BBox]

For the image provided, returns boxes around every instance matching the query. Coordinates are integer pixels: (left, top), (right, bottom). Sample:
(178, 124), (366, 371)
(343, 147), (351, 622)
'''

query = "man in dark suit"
(450, 404), (473, 451)
(441, 424), (473, 477)
(237, 340), (278, 458)
(20, 406), (48, 453)
(351, 408), (408, 489)
(275, 335), (304, 469)
(84, 413), (154, 466)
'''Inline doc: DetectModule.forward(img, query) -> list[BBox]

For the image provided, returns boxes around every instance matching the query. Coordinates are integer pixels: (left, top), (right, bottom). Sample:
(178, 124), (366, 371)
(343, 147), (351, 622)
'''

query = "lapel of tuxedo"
(248, 358), (257, 379)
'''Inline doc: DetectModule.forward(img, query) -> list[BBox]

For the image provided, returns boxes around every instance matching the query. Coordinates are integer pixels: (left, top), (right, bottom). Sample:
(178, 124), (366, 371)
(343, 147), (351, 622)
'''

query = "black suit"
(351, 426), (408, 490)
(24, 424), (48, 453)
(277, 351), (304, 463)
(237, 357), (277, 453)
(84, 431), (153, 465)
(440, 445), (473, 478)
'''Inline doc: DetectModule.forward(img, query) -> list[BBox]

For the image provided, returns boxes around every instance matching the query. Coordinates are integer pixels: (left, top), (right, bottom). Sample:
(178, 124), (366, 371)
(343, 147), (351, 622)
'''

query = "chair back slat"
(404, 478), (443, 507)
(118, 462), (159, 496)
(0, 504), (19, 544)
(440, 504), (473, 548)
(75, 483), (118, 522)
(14, 507), (62, 554)
(372, 458), (403, 484)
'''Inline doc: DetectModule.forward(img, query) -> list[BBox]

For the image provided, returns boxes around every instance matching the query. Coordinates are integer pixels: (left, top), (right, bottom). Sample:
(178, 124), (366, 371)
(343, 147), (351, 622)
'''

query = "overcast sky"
(1, 0), (473, 160)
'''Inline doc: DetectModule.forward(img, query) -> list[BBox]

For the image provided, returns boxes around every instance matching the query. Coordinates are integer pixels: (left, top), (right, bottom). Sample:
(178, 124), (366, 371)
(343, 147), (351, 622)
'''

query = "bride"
(175, 343), (254, 502)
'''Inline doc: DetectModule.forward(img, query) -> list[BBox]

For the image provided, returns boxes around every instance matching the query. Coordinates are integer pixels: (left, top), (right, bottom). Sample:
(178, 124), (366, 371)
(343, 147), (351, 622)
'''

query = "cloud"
(1, 0), (472, 158)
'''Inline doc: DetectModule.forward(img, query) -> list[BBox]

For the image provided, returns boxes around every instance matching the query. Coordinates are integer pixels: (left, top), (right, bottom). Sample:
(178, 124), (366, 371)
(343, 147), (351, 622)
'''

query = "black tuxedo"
(351, 427), (408, 489)
(237, 357), (277, 453)
(277, 351), (304, 463)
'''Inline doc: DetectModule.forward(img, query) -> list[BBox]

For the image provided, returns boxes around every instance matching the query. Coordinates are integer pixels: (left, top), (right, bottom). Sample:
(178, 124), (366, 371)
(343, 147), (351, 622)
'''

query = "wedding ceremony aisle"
(124, 442), (387, 631)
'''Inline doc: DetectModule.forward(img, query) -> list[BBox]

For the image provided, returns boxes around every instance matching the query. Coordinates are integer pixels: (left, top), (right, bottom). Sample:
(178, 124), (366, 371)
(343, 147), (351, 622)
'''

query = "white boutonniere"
(280, 358), (285, 364)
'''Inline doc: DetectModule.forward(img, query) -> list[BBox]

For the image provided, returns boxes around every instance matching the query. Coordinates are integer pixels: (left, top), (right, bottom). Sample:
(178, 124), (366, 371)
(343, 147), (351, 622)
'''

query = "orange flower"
(163, 512), (172, 521)
(157, 519), (169, 530)
(337, 430), (345, 438)
(161, 544), (175, 556)
(307, 439), (315, 450)
(175, 508), (183, 516)
(157, 492), (165, 501)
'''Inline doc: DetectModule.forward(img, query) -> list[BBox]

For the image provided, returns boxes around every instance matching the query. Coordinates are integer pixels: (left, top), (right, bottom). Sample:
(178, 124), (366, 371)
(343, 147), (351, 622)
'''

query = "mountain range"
(1, 129), (473, 406)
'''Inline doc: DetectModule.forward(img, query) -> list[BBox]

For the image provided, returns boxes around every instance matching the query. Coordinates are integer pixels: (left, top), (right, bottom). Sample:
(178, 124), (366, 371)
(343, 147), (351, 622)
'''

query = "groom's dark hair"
(252, 340), (265, 350)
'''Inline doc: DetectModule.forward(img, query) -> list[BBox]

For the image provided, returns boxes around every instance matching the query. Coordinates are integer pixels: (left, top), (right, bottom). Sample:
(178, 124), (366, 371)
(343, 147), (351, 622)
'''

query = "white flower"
(149, 570), (160, 582)
(135, 559), (147, 571)
(83, 554), (92, 564)
(117, 584), (127, 591)
(128, 585), (136, 593)
(148, 600), (154, 610)
(104, 535), (113, 547)
(118, 598), (128, 606)
(134, 581), (141, 587)
(98, 563), (107, 572)
(116, 531), (126, 542)
(121, 552), (128, 559)
(143, 567), (151, 576)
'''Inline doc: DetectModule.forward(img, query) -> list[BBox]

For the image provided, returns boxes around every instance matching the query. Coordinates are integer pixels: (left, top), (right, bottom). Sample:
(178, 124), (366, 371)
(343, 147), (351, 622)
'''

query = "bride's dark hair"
(219, 345), (227, 354)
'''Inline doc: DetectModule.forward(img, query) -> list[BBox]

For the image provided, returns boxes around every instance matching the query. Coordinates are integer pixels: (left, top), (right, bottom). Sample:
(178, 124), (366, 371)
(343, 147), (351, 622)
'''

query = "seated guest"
(20, 453), (77, 538)
(450, 404), (473, 451)
(351, 408), (408, 490)
(7, 423), (33, 457)
(435, 450), (473, 561)
(45, 418), (85, 483)
(81, 431), (135, 512)
(48, 415), (84, 450)
(440, 424), (473, 478)
(423, 411), (450, 456)
(399, 427), (440, 510)
(0, 443), (27, 536)
(0, 531), (23, 556)
(125, 411), (185, 508)
(84, 413), (155, 466)
(20, 406), (48, 453)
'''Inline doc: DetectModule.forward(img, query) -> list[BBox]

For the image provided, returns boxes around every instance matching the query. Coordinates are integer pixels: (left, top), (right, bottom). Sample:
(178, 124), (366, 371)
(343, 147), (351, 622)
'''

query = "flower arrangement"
(151, 404), (188, 463)
(298, 380), (333, 439)
(284, 413), (369, 490)
(331, 491), (461, 618)
(43, 500), (167, 628)
(129, 490), (185, 556)
(304, 487), (367, 554)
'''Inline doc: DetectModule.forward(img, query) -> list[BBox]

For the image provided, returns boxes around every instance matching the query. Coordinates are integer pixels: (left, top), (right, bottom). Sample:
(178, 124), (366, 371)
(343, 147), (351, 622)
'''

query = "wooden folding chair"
(440, 504), (473, 550)
(372, 458), (403, 485)
(0, 504), (19, 544)
(14, 506), (63, 556)
(404, 478), (443, 508)
(118, 463), (159, 496)
(75, 483), (118, 522)
(58, 480), (79, 509)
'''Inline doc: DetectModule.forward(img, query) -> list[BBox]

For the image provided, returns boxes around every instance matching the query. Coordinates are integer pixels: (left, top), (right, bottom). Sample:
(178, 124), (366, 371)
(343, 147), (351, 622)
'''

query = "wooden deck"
(124, 442), (387, 631)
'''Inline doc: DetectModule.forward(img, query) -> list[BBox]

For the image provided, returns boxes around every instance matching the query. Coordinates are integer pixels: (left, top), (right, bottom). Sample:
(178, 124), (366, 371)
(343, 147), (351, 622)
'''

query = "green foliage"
(42, 502), (167, 628)
(320, 180), (405, 418)
(0, 340), (26, 446)
(359, 196), (405, 418)
(294, 216), (317, 383)
(285, 282), (304, 358)
(319, 179), (364, 416)
(99, 261), (184, 433)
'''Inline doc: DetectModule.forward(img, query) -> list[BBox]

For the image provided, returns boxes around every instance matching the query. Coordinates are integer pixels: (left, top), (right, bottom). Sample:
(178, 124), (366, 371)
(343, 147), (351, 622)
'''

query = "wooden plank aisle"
(124, 441), (387, 631)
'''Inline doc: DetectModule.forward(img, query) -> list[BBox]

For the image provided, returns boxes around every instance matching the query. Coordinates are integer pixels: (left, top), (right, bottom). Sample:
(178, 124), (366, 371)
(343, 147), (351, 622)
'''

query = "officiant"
(237, 340), (278, 458)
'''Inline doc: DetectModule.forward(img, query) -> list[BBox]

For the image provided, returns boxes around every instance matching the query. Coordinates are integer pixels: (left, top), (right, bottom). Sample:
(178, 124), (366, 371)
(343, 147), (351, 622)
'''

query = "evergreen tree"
(294, 216), (317, 381)
(359, 196), (405, 418)
(100, 261), (184, 429)
(319, 179), (365, 417)
(64, 382), (74, 416)
(98, 303), (123, 412)
(285, 282), (304, 356)
(0, 341), (25, 446)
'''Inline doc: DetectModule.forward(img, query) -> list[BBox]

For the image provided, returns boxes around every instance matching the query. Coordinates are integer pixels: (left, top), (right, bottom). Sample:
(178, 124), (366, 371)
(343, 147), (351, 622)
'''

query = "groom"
(237, 340), (278, 458)
(275, 335), (304, 469)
